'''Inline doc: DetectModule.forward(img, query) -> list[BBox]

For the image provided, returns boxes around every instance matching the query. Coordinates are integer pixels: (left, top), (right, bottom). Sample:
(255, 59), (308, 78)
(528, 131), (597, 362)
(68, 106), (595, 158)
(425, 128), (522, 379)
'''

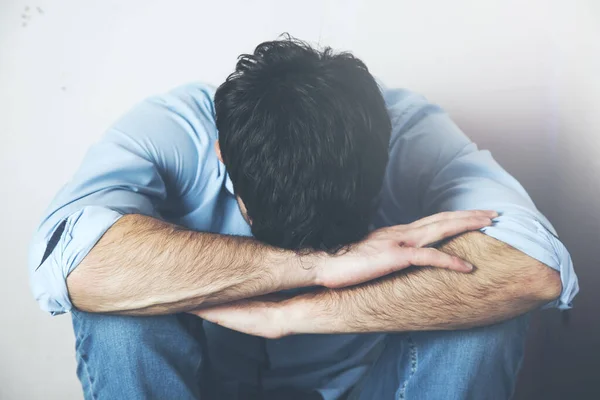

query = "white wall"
(0, 1), (597, 399)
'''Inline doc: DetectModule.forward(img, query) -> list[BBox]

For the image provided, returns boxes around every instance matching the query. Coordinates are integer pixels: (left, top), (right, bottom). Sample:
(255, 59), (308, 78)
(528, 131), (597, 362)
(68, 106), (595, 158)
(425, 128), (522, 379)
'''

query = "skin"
(193, 231), (560, 338)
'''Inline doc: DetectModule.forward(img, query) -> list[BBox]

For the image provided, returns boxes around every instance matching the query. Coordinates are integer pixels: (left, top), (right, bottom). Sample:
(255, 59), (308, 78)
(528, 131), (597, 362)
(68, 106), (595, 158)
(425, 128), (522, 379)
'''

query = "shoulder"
(380, 86), (446, 146)
(106, 82), (224, 201)
(112, 82), (218, 145)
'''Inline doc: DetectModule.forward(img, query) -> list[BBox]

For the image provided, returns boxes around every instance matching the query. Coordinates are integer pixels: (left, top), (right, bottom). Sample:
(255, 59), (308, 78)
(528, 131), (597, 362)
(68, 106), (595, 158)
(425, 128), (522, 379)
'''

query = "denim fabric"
(71, 311), (529, 400)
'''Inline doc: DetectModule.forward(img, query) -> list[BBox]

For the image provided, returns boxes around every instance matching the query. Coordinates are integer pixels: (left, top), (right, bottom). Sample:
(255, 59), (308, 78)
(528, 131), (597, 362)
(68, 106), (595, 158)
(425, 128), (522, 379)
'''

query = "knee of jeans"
(440, 314), (530, 357)
(415, 313), (531, 359)
(471, 314), (530, 348)
(71, 310), (175, 353)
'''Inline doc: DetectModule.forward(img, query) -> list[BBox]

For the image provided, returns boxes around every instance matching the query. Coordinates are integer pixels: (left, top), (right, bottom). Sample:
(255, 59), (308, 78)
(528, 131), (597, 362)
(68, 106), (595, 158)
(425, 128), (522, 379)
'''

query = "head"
(214, 36), (391, 253)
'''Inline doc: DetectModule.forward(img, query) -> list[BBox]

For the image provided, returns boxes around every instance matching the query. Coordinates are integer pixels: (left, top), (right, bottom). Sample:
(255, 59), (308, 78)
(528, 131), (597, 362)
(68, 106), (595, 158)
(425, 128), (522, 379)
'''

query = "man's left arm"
(196, 88), (579, 337)
(289, 88), (579, 331)
(379, 87), (578, 308)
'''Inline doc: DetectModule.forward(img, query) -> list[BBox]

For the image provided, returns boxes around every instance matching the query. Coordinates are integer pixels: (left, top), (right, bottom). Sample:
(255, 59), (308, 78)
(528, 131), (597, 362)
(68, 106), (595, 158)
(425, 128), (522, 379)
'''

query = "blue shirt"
(28, 82), (578, 396)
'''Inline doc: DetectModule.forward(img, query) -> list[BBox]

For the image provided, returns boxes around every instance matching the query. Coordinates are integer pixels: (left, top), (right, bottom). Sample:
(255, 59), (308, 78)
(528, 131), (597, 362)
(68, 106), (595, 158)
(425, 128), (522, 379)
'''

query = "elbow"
(67, 259), (141, 314)
(538, 268), (562, 302)
(66, 263), (101, 313)
(66, 268), (88, 311)
(523, 263), (562, 303)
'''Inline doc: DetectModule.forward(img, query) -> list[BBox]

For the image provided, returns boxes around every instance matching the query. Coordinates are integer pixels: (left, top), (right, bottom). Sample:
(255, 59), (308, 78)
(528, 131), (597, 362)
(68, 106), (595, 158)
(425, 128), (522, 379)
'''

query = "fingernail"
(465, 262), (474, 271)
(488, 210), (499, 217)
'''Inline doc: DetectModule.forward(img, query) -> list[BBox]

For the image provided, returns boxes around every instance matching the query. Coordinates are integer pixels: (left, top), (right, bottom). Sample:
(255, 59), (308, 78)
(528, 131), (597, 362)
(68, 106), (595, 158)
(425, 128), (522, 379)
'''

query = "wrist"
(266, 248), (322, 291)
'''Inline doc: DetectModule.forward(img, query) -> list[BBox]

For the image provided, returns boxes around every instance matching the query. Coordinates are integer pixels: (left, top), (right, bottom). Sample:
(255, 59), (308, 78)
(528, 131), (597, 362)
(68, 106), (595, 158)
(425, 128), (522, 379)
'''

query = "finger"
(403, 247), (473, 273)
(409, 210), (498, 229)
(408, 216), (493, 247)
(409, 210), (497, 228)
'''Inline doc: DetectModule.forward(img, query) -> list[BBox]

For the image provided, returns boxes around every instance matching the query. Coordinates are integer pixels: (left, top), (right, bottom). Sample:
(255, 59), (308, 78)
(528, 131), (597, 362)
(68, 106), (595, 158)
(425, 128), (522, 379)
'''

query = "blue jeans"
(71, 311), (529, 400)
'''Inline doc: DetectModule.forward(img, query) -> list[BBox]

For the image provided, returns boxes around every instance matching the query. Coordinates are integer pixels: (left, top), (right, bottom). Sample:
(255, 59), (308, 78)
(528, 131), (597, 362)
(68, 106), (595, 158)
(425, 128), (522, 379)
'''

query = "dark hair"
(214, 36), (391, 253)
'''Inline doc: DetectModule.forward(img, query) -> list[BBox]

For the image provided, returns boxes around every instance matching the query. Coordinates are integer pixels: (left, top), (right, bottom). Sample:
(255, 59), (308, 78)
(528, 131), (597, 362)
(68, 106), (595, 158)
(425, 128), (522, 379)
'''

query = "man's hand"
(314, 209), (496, 288)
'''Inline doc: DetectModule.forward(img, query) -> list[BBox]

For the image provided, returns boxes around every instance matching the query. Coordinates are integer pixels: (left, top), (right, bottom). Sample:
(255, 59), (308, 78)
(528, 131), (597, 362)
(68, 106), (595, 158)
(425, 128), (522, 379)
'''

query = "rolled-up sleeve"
(383, 87), (578, 309)
(29, 84), (216, 314)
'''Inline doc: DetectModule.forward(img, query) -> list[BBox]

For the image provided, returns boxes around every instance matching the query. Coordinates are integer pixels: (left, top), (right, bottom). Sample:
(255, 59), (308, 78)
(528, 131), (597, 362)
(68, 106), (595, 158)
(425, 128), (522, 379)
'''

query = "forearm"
(67, 214), (315, 315)
(286, 232), (561, 334)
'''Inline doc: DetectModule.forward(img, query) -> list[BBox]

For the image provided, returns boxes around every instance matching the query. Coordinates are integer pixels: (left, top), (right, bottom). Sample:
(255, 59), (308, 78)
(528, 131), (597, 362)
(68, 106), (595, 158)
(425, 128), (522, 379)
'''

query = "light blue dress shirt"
(28, 82), (578, 396)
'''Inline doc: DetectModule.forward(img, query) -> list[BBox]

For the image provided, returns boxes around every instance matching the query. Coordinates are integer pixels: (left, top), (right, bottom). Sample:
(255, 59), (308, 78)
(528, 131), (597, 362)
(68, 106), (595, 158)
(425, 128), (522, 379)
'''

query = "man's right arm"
(30, 84), (317, 316)
(27, 84), (344, 316)
(67, 214), (315, 315)
(28, 84), (233, 315)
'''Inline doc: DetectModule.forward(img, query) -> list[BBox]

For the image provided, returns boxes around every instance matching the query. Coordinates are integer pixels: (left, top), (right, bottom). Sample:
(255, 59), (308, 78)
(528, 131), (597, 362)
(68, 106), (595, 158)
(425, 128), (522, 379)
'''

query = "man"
(29, 37), (578, 399)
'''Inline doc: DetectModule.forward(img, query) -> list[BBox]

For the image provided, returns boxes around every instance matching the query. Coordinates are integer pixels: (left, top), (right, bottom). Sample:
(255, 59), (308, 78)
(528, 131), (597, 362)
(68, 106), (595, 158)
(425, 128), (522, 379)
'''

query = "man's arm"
(66, 214), (312, 315)
(281, 232), (561, 335)
(30, 85), (316, 316)
(380, 87), (577, 311)
(30, 84), (289, 316)
(283, 88), (576, 333)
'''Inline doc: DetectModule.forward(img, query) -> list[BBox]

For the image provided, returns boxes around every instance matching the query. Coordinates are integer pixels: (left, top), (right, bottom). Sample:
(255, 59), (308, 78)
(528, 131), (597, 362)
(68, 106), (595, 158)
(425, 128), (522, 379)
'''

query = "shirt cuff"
(481, 214), (579, 310)
(30, 206), (124, 315)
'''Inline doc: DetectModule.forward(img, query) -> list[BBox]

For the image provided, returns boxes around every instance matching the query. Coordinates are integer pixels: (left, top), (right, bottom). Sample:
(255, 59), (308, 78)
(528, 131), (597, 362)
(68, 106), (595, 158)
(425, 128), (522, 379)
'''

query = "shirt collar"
(225, 172), (235, 196)
(217, 153), (235, 196)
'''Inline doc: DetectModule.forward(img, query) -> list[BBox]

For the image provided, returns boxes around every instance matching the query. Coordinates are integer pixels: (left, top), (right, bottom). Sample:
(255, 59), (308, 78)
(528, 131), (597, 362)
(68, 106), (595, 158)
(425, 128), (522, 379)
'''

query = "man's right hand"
(313, 210), (497, 289)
